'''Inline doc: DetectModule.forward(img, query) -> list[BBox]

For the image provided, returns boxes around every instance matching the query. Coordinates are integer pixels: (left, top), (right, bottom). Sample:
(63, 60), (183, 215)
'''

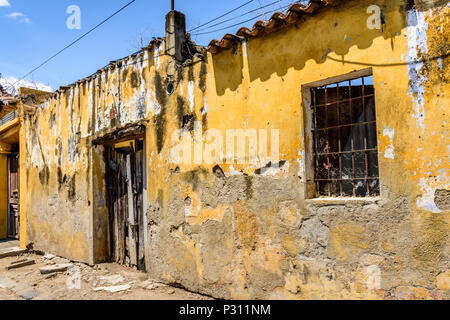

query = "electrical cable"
(188, 0), (255, 32)
(14, 0), (138, 85)
(191, 2), (294, 36)
(191, 0), (281, 33)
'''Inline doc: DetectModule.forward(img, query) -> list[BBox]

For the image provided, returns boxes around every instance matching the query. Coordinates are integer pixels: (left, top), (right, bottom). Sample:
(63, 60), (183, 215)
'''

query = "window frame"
(301, 68), (381, 199)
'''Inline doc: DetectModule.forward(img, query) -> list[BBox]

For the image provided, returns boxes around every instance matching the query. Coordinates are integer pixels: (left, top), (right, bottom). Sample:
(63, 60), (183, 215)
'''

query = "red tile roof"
(207, 0), (338, 53)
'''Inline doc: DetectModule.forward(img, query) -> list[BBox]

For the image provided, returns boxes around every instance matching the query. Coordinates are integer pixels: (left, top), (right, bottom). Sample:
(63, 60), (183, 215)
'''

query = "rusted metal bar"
(312, 88), (322, 196)
(337, 82), (343, 196)
(312, 120), (377, 132)
(313, 148), (378, 157)
(362, 77), (370, 196)
(349, 82), (356, 197)
(325, 85), (331, 197)
(313, 94), (374, 108)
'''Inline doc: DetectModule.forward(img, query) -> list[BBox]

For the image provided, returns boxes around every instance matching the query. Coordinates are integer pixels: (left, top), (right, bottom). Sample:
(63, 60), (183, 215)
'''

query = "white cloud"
(7, 12), (23, 18)
(0, 0), (11, 8)
(0, 76), (53, 95)
(6, 11), (30, 23)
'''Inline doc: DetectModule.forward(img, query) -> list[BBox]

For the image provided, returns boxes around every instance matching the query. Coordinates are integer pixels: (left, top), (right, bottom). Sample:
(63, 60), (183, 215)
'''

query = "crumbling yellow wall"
(24, 0), (449, 298)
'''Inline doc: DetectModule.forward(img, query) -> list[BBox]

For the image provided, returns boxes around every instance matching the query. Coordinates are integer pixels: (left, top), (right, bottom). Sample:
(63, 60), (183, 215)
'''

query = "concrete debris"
(93, 283), (131, 293)
(39, 263), (74, 275)
(138, 280), (166, 291)
(43, 254), (56, 260)
(43, 272), (58, 279)
(56, 258), (71, 264)
(0, 277), (17, 289)
(99, 274), (124, 286)
(19, 289), (38, 300)
(0, 247), (27, 259)
(0, 278), (39, 300)
(5, 259), (35, 270)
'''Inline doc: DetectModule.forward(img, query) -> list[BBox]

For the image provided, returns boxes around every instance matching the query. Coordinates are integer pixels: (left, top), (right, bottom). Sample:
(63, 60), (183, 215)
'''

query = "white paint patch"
(406, 9), (429, 133)
(146, 89), (160, 116)
(202, 96), (208, 115)
(188, 81), (195, 112)
(383, 127), (395, 159)
(364, 265), (381, 291)
(226, 165), (242, 176)
(260, 161), (290, 177)
(184, 201), (193, 217)
(416, 177), (443, 213)
(154, 46), (161, 71)
(297, 132), (306, 178)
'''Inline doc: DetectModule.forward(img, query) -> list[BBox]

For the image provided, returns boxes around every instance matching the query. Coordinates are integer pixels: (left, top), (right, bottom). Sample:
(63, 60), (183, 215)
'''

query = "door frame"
(7, 151), (19, 240)
(99, 129), (147, 271)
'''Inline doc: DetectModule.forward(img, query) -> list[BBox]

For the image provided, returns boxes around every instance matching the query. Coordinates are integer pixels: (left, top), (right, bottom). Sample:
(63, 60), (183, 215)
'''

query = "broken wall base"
(145, 169), (449, 299)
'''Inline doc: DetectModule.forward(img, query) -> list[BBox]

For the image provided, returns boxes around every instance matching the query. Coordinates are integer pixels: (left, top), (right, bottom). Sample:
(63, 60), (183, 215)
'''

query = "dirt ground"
(0, 243), (212, 300)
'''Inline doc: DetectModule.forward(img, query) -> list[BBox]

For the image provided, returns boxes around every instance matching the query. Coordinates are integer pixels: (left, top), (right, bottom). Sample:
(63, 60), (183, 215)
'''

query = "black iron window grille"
(311, 75), (380, 197)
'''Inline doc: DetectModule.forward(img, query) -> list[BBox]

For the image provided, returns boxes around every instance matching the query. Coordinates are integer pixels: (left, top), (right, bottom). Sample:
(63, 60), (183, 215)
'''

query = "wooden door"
(106, 139), (145, 270)
(8, 153), (20, 239)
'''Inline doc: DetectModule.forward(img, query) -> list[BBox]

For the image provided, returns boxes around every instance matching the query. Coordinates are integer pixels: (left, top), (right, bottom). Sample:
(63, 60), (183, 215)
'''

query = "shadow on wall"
(211, 46), (244, 96)
(211, 0), (435, 95)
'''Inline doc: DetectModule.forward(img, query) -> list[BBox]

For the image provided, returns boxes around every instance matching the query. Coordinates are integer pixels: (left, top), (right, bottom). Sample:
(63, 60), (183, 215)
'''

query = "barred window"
(311, 75), (379, 197)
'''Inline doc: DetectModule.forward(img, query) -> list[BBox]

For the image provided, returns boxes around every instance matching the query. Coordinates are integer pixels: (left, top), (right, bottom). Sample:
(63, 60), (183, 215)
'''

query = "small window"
(310, 75), (379, 197)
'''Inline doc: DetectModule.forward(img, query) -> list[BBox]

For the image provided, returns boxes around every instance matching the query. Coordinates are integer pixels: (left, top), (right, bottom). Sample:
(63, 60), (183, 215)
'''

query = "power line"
(191, 2), (294, 36)
(192, 0), (281, 33)
(14, 0), (138, 86)
(188, 0), (255, 33)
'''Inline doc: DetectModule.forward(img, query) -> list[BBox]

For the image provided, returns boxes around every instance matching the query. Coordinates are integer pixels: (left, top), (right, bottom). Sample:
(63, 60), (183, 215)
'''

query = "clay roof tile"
(207, 0), (338, 53)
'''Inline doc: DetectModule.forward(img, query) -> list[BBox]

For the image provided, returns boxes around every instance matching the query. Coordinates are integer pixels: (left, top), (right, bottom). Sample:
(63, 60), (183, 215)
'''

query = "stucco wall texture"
(22, 0), (448, 299)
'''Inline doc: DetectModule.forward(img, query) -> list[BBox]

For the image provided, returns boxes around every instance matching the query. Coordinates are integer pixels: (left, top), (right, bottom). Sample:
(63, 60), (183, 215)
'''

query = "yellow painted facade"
(17, 0), (449, 299)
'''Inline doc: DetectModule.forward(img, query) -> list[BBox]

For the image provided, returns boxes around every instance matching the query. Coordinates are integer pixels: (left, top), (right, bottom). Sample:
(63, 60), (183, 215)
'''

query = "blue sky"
(0, 0), (298, 91)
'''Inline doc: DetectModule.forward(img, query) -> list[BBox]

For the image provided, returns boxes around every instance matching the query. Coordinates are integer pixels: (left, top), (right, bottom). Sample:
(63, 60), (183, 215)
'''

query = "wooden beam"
(92, 124), (146, 146)
(126, 153), (138, 267)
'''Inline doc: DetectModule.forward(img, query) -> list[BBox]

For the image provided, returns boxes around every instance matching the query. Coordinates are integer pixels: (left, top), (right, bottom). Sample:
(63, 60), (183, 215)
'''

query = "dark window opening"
(311, 75), (379, 197)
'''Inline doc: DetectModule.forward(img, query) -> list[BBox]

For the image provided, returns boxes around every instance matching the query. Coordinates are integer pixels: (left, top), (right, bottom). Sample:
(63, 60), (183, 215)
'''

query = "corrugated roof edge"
(207, 0), (338, 54)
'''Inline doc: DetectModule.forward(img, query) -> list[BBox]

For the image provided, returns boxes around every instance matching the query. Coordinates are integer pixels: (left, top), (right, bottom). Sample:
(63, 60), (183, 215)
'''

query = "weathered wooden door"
(106, 139), (145, 270)
(8, 153), (20, 239)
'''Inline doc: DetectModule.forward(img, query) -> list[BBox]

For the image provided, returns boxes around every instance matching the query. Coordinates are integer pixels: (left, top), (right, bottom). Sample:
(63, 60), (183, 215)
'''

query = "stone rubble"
(39, 263), (74, 275)
(0, 251), (210, 300)
(99, 274), (125, 286)
(93, 283), (132, 293)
